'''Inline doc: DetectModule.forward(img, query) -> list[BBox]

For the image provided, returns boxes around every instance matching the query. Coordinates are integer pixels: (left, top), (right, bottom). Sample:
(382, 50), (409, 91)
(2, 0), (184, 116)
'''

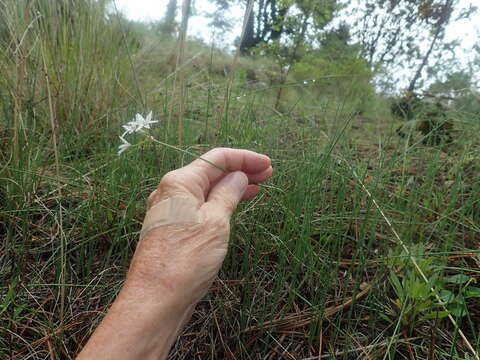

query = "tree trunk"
(240, 6), (256, 54)
(407, 25), (441, 92)
(407, 0), (453, 92)
(162, 0), (178, 37)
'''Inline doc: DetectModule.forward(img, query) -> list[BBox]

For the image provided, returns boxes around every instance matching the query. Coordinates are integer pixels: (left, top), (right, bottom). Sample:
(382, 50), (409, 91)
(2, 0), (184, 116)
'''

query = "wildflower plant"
(118, 111), (158, 156)
(117, 111), (228, 173)
(122, 111), (158, 136)
(117, 111), (276, 194)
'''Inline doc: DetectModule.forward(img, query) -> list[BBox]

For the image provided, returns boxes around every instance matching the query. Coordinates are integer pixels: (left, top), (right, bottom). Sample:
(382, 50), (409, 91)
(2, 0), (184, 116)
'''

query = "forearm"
(77, 282), (192, 360)
(78, 148), (272, 359)
(77, 225), (220, 360)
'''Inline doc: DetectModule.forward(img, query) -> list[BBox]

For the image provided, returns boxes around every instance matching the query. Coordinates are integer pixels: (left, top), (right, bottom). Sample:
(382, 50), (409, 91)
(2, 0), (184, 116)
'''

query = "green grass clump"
(1, 1), (480, 359)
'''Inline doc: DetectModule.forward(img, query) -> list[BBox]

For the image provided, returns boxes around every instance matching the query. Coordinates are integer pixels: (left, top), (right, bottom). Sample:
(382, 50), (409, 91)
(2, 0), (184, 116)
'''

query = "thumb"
(205, 171), (248, 217)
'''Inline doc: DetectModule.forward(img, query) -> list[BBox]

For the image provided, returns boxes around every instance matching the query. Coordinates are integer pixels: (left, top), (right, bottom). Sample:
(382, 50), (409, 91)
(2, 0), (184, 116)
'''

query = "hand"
(78, 148), (272, 360)
(127, 147), (273, 307)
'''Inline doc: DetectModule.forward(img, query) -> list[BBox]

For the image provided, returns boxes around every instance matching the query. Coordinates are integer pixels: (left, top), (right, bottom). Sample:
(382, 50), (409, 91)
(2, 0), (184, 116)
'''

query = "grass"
(1, 1), (480, 359)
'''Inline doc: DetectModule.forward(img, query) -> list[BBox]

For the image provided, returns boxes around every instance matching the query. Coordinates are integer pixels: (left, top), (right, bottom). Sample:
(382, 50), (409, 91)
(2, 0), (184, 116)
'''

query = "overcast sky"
(113, 0), (479, 48)
(113, 0), (240, 45)
(113, 0), (479, 87)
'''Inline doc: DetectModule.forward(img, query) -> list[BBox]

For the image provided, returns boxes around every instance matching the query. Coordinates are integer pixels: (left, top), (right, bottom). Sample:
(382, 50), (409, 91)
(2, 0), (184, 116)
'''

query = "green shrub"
(291, 49), (375, 114)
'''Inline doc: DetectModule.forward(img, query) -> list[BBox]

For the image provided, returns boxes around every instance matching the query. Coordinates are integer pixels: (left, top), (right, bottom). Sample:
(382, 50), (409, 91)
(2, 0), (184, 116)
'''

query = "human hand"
(126, 147), (273, 309)
(78, 148), (272, 360)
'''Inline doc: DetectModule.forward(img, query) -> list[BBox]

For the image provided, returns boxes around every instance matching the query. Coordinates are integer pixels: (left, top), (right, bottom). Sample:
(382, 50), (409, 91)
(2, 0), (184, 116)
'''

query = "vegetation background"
(1, 0), (480, 358)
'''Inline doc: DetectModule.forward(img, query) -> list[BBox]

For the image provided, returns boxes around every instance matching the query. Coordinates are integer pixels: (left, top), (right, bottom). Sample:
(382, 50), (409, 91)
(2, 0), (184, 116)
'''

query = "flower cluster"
(118, 111), (159, 155)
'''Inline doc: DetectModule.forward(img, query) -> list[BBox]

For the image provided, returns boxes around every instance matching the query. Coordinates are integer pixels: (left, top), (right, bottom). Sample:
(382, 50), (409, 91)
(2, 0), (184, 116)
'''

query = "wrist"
(120, 274), (193, 315)
(125, 223), (227, 310)
(78, 281), (193, 360)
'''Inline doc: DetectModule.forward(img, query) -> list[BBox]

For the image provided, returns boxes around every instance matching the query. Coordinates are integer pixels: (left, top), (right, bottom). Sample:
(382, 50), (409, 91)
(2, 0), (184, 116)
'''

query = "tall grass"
(1, 1), (480, 359)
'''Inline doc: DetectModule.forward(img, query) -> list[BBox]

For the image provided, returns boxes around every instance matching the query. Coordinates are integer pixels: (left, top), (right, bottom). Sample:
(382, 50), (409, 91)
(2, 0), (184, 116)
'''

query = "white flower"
(135, 111), (158, 130)
(118, 111), (158, 156)
(122, 122), (139, 135)
(122, 111), (158, 135)
(118, 136), (131, 156)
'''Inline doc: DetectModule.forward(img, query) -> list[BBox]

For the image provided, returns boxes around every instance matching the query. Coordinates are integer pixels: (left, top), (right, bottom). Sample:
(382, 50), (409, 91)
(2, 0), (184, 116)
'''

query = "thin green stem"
(147, 135), (228, 173)
(140, 135), (274, 190)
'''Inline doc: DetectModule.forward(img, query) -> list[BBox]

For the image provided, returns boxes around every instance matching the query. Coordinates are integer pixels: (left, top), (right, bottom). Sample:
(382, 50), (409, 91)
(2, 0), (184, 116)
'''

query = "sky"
(113, 0), (241, 45)
(112, 0), (479, 88)
(113, 0), (480, 47)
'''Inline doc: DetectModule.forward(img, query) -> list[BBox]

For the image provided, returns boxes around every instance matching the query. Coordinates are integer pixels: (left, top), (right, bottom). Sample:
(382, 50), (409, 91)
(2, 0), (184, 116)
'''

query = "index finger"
(187, 147), (272, 192)
(148, 148), (272, 208)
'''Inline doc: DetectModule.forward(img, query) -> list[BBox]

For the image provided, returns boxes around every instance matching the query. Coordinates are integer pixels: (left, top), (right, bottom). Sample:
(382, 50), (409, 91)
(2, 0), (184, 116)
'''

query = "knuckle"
(159, 171), (178, 189)
(147, 189), (158, 208)
(223, 197), (237, 213)
(147, 170), (186, 207)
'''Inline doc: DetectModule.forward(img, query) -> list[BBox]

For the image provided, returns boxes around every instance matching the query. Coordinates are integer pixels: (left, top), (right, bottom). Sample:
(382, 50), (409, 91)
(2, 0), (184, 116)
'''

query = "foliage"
(211, 0), (337, 54)
(290, 28), (375, 113)
(0, 0), (139, 145)
(388, 244), (480, 333)
(343, 0), (477, 92)
(156, 0), (178, 38)
(454, 92), (480, 122)
(2, 0), (480, 359)
(428, 71), (480, 121)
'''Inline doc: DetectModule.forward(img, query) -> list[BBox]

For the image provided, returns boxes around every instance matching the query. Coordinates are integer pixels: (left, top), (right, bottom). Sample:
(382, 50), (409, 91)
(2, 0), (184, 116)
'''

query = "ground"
(1, 3), (480, 358)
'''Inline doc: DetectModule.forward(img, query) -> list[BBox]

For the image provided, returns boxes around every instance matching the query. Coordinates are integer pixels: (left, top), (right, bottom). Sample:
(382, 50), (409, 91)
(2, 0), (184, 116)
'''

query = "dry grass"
(1, 1), (480, 359)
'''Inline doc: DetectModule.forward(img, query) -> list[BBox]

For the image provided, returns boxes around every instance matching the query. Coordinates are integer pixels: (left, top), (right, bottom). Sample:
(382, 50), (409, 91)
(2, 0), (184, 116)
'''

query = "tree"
(407, 0), (455, 92)
(428, 71), (473, 96)
(251, 0), (338, 109)
(344, 0), (477, 92)
(239, 0), (290, 54)
(428, 69), (480, 120)
(210, 0), (337, 54)
(158, 0), (178, 38)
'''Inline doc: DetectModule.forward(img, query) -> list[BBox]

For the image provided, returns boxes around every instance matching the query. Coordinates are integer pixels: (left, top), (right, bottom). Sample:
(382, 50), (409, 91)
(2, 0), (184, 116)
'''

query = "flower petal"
(135, 113), (144, 123)
(145, 111), (152, 123)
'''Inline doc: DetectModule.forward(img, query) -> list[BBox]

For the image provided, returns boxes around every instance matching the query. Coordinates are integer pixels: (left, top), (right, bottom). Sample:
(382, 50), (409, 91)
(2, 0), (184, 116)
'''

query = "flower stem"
(147, 136), (228, 173)
(146, 136), (278, 191)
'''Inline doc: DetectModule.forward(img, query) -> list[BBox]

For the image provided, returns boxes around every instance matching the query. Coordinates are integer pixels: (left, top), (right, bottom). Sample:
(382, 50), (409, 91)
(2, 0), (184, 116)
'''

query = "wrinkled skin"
(78, 148), (273, 360)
